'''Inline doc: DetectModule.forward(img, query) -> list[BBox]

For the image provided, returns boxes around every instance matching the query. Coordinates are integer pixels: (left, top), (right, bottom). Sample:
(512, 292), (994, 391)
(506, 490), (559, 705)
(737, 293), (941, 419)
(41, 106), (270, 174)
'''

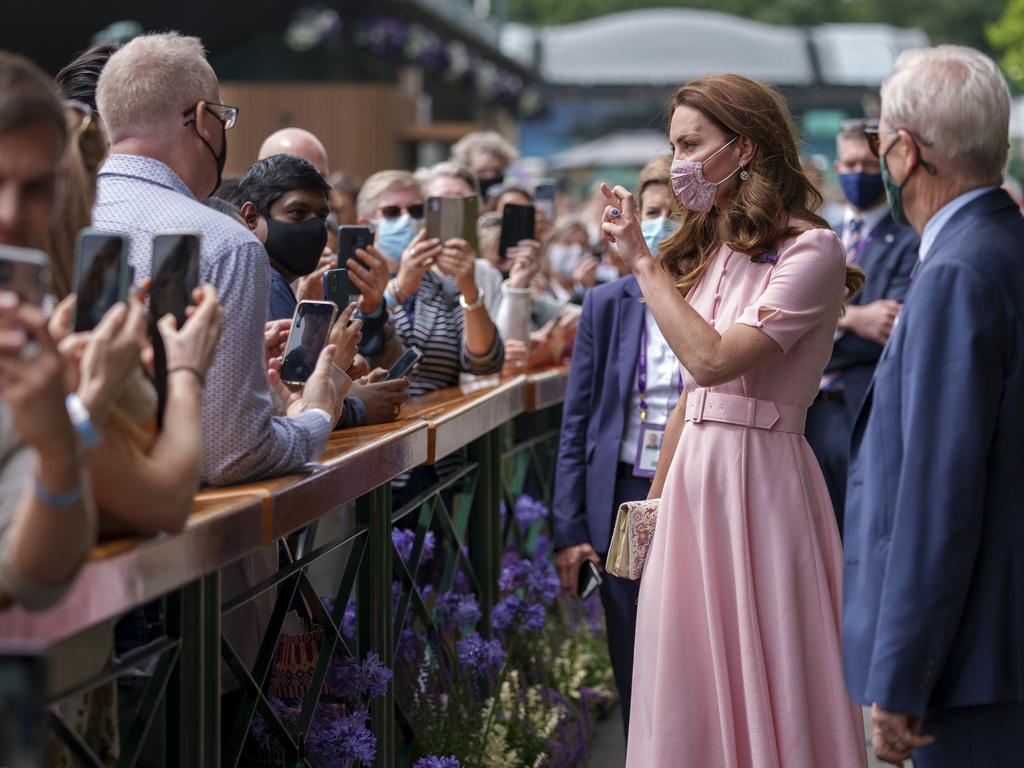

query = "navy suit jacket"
(843, 189), (1024, 717)
(825, 214), (919, 417)
(553, 276), (646, 552)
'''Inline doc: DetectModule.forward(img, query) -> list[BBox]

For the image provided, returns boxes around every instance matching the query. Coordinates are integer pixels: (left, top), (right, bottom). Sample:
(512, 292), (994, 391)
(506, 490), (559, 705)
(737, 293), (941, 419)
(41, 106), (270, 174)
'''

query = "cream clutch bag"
(606, 499), (660, 580)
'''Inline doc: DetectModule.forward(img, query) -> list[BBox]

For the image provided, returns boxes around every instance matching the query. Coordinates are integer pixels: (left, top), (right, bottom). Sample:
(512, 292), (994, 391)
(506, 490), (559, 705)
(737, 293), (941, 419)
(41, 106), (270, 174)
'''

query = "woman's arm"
(648, 393), (686, 499)
(0, 299), (94, 609)
(91, 286), (222, 534)
(601, 185), (781, 388)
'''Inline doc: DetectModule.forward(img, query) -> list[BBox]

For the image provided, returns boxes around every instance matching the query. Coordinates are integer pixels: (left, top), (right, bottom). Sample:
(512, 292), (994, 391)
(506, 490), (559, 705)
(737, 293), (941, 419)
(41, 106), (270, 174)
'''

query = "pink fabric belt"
(685, 389), (807, 435)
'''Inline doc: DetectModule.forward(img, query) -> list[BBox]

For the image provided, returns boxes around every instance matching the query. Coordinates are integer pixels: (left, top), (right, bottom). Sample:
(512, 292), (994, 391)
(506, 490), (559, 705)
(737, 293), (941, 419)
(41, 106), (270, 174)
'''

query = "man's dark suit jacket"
(824, 213), (919, 417)
(843, 189), (1024, 718)
(553, 275), (646, 552)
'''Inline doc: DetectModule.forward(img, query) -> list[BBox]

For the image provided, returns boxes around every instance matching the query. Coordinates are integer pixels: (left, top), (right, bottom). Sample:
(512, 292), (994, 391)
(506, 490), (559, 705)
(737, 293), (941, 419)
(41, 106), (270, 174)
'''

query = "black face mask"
(197, 116), (227, 198)
(264, 216), (327, 277)
(478, 175), (502, 199)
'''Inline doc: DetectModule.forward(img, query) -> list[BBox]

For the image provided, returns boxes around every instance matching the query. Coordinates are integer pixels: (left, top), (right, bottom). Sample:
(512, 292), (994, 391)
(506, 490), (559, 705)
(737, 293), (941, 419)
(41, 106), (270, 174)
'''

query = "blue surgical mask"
(641, 216), (678, 258)
(838, 172), (885, 211)
(373, 214), (421, 262)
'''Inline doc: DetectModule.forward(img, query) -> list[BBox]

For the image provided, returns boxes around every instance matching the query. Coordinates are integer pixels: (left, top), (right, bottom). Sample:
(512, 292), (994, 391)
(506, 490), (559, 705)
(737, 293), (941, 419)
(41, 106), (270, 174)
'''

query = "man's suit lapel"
(857, 215), (900, 300)
(617, 277), (645, 404)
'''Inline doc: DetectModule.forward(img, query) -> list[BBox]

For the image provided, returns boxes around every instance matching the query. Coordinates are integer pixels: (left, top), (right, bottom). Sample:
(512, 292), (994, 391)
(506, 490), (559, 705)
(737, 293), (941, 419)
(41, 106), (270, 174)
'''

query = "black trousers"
(913, 703), (1024, 767)
(804, 391), (851, 533)
(597, 467), (648, 739)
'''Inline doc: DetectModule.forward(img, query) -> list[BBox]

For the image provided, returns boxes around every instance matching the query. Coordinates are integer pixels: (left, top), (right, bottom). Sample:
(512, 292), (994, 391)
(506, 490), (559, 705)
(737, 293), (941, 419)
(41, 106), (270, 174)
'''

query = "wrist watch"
(65, 393), (101, 448)
(459, 289), (486, 312)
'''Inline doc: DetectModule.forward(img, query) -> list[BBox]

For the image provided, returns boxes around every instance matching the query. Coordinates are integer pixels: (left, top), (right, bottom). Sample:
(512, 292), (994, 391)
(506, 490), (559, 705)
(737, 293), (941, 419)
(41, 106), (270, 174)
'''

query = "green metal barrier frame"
(29, 404), (564, 768)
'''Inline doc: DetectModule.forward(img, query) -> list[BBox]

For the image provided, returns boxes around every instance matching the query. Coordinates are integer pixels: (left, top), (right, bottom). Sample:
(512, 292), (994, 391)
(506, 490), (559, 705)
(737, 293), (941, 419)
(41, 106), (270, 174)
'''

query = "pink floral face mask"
(670, 136), (740, 213)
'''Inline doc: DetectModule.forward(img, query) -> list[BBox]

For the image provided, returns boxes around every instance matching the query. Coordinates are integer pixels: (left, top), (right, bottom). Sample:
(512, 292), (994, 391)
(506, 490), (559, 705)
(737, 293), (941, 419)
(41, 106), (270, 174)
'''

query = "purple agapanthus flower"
(413, 757), (462, 768)
(492, 595), (546, 632)
(499, 558), (560, 604)
(398, 626), (422, 663)
(308, 705), (376, 765)
(392, 528), (436, 565)
(328, 652), (392, 700)
(436, 591), (481, 629)
(513, 495), (549, 531)
(456, 632), (506, 674)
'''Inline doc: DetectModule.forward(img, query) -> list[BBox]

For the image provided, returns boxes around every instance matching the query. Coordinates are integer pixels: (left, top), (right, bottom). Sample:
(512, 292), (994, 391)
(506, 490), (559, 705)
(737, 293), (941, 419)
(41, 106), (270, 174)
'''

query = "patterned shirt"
(93, 155), (331, 487)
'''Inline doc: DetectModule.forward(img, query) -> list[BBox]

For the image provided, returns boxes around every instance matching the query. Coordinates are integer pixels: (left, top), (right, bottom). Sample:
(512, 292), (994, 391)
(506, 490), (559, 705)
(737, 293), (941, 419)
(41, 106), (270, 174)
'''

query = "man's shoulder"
(588, 274), (638, 305)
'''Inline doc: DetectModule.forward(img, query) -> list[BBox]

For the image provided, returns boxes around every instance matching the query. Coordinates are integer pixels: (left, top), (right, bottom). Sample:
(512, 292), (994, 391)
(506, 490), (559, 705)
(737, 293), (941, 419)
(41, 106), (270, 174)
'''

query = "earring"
(740, 167), (749, 181)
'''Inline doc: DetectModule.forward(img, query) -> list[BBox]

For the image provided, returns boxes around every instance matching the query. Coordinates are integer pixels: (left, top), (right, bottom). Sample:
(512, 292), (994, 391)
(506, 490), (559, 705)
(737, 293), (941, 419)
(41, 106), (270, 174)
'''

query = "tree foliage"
(989, 0), (1024, 88)
(508, 0), (1007, 54)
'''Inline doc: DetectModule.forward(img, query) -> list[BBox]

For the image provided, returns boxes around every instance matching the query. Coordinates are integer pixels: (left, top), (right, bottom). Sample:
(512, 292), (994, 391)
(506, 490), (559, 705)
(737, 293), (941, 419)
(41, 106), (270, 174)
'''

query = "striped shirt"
(391, 270), (504, 486)
(391, 270), (504, 398)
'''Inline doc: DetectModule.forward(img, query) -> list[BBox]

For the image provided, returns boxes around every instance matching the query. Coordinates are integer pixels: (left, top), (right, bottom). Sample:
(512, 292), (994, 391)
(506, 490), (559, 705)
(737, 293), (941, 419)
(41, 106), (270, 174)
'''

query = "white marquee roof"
(501, 9), (929, 88)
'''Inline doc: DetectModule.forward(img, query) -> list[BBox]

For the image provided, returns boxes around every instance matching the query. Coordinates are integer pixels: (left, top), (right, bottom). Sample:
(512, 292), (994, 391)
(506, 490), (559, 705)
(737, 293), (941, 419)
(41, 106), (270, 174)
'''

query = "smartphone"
(338, 225), (373, 293)
(0, 643), (47, 768)
(426, 196), (479, 252)
(280, 300), (338, 385)
(578, 559), (603, 601)
(150, 233), (200, 328)
(499, 203), (536, 258)
(323, 268), (350, 314)
(72, 229), (131, 332)
(386, 346), (423, 381)
(0, 246), (49, 305)
(534, 179), (557, 220)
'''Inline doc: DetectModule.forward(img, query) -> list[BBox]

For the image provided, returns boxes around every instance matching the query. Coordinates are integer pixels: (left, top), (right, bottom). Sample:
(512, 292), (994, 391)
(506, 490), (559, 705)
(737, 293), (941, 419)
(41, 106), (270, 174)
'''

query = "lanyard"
(638, 319), (684, 423)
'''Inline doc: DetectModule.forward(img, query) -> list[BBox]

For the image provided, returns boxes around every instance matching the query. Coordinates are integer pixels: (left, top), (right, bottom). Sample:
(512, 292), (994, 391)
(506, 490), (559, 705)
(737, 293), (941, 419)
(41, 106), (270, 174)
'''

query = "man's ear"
(193, 101), (216, 143)
(239, 201), (261, 231)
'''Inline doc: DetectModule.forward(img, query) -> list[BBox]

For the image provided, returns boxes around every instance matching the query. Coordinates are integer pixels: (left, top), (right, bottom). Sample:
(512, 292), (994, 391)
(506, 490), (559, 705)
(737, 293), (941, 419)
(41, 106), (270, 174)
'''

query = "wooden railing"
(0, 366), (570, 768)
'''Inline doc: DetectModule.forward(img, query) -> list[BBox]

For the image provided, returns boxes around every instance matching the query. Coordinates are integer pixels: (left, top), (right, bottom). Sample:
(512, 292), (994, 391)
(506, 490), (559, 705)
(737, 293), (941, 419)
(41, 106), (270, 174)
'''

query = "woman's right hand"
(395, 229), (442, 300)
(0, 291), (76, 456)
(158, 284), (223, 382)
(77, 296), (148, 427)
(600, 182), (651, 273)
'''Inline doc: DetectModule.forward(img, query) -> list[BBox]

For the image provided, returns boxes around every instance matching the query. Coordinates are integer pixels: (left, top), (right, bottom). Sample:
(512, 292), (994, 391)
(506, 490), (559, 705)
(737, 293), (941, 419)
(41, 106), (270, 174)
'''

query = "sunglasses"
(379, 204), (424, 220)
(181, 101), (239, 130)
(864, 127), (938, 175)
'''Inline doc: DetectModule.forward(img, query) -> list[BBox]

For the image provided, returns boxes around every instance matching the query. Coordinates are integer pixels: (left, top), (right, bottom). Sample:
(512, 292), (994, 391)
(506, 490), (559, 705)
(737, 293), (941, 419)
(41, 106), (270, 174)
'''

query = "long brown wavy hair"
(659, 74), (863, 300)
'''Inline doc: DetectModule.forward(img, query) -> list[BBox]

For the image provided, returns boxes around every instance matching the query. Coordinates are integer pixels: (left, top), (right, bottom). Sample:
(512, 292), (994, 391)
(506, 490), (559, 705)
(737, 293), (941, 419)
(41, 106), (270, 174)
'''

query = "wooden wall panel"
(219, 82), (419, 180)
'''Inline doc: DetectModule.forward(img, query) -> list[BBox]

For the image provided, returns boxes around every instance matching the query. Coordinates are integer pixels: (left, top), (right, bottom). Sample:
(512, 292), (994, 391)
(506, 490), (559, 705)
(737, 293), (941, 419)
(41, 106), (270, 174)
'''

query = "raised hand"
(599, 182), (651, 272)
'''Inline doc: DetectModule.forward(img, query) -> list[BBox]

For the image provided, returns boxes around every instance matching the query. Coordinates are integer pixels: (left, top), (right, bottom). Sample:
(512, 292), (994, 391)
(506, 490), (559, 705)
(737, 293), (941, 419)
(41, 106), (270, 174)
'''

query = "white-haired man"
(843, 45), (1024, 767)
(94, 32), (344, 486)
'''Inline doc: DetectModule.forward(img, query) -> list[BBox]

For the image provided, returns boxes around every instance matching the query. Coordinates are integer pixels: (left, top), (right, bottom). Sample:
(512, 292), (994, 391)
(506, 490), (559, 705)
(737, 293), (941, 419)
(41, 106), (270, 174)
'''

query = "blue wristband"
(33, 477), (83, 508)
(65, 393), (101, 448)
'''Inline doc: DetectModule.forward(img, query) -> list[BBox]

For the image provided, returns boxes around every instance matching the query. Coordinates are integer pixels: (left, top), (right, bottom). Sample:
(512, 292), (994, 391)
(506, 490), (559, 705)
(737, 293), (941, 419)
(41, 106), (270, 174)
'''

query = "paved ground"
(585, 705), (912, 767)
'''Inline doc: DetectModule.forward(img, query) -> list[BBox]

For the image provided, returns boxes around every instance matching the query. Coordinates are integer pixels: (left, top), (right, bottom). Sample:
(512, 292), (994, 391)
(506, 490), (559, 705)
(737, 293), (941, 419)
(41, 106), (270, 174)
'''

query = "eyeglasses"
(181, 101), (238, 130)
(864, 127), (938, 175)
(379, 203), (424, 220)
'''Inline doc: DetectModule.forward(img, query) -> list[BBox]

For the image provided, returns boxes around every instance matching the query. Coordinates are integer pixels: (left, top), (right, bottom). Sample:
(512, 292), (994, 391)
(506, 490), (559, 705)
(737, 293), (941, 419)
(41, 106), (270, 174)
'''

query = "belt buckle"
(690, 389), (708, 423)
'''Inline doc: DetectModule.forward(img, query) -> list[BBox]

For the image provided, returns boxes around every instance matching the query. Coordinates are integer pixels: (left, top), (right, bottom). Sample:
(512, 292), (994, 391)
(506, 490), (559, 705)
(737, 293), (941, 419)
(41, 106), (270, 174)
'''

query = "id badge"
(632, 423), (666, 478)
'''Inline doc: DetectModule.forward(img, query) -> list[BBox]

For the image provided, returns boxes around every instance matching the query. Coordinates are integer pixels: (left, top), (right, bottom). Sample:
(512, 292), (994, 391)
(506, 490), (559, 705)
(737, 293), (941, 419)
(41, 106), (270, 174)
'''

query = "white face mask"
(548, 243), (585, 278)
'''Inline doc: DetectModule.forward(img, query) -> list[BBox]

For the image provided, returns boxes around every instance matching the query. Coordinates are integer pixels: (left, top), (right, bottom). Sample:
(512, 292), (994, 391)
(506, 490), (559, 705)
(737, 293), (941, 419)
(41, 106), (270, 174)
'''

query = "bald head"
(258, 127), (328, 176)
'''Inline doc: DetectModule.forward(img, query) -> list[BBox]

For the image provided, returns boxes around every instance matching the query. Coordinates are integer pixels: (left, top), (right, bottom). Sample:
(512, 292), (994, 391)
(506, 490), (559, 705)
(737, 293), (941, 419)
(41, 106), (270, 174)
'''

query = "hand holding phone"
(338, 226), (373, 293)
(280, 300), (339, 385)
(0, 246), (49, 306)
(578, 559), (603, 601)
(150, 233), (200, 328)
(323, 268), (350, 313)
(499, 204), (536, 259)
(386, 346), (423, 381)
(73, 229), (132, 332)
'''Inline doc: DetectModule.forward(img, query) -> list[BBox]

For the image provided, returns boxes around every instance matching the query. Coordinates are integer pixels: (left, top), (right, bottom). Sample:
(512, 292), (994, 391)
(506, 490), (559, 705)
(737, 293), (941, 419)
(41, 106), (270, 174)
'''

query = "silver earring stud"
(740, 168), (749, 181)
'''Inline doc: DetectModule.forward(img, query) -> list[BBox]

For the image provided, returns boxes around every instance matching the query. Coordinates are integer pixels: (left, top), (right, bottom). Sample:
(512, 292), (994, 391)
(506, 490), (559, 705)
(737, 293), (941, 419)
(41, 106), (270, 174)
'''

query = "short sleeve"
(735, 228), (847, 353)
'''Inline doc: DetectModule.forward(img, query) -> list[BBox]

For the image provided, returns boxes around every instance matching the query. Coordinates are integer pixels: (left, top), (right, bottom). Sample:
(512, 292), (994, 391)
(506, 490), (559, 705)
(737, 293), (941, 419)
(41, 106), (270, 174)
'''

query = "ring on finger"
(392, 404), (401, 417)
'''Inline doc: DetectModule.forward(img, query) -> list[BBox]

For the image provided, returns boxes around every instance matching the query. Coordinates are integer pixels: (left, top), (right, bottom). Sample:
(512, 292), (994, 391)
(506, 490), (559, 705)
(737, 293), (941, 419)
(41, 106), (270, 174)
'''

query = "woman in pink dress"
(601, 75), (869, 767)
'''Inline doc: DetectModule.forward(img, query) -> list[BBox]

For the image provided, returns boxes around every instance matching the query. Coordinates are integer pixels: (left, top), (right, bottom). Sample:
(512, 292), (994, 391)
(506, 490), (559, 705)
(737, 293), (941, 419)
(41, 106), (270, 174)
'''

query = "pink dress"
(626, 229), (867, 768)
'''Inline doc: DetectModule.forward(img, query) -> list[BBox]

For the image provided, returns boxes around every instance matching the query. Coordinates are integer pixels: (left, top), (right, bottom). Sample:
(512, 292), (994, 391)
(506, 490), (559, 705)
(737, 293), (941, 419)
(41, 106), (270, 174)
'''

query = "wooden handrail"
(0, 367), (570, 644)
